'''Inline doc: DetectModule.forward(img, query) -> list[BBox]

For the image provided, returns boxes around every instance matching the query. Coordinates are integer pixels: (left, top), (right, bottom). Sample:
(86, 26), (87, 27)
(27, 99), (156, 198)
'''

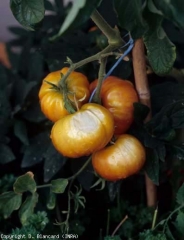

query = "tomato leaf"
(176, 183), (184, 205)
(153, 0), (184, 30)
(10, 0), (45, 31)
(51, 179), (68, 194)
(168, 144), (184, 161)
(19, 192), (39, 226)
(13, 172), (36, 194)
(0, 143), (15, 164)
(151, 82), (184, 114)
(21, 132), (50, 168)
(146, 100), (184, 141)
(143, 9), (176, 75)
(144, 150), (159, 185)
(113, 0), (147, 39)
(46, 191), (56, 210)
(50, 0), (102, 40)
(0, 191), (22, 218)
(0, 90), (11, 122)
(104, 236), (121, 240)
(175, 211), (184, 235)
(43, 144), (67, 182)
(14, 119), (29, 146)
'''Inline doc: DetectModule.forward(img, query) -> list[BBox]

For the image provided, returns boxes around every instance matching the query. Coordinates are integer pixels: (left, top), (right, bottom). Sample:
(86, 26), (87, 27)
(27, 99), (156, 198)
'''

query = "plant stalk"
(91, 10), (124, 46)
(93, 57), (107, 103)
(132, 38), (157, 207)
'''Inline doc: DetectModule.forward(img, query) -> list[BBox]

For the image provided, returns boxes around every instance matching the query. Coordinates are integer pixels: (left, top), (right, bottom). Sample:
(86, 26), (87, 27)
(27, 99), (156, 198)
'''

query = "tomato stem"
(93, 57), (107, 103)
(91, 10), (124, 47)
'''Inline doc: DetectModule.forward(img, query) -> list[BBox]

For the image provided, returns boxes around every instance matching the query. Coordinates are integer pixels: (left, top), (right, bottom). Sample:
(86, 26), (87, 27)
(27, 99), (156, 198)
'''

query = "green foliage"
(110, 201), (153, 238)
(70, 185), (86, 213)
(104, 236), (121, 240)
(11, 226), (38, 239)
(114, 0), (147, 39)
(19, 192), (39, 225)
(0, 191), (22, 218)
(10, 0), (45, 30)
(144, 150), (159, 185)
(27, 211), (49, 231)
(46, 191), (56, 210)
(153, 0), (184, 29)
(139, 230), (167, 240)
(51, 178), (68, 193)
(13, 172), (36, 194)
(50, 0), (102, 40)
(0, 174), (16, 193)
(176, 183), (184, 205)
(143, 11), (176, 75)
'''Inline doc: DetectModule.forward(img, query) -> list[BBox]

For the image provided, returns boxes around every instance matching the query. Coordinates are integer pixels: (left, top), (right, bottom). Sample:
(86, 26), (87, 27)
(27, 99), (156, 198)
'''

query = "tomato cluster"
(39, 68), (146, 181)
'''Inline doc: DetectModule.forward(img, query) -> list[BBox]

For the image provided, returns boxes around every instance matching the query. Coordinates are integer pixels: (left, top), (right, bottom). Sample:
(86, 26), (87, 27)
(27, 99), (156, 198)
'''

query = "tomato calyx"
(44, 74), (77, 114)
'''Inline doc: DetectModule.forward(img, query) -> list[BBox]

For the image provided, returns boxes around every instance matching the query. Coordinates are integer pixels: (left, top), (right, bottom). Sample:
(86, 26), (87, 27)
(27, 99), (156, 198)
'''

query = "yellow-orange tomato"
(51, 103), (114, 158)
(90, 77), (139, 135)
(92, 134), (146, 181)
(39, 67), (90, 122)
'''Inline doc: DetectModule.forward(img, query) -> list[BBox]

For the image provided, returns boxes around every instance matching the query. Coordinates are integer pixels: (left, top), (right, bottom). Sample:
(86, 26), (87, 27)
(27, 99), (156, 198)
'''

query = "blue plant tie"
(89, 36), (134, 102)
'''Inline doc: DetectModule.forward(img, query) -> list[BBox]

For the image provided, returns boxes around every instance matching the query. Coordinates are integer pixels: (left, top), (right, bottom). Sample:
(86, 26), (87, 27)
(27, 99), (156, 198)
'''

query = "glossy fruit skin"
(90, 76), (139, 135)
(39, 67), (90, 122)
(51, 103), (114, 158)
(92, 134), (146, 181)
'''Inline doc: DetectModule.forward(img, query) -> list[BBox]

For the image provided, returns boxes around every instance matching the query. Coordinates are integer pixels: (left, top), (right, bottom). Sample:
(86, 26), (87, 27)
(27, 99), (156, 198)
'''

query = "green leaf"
(165, 225), (175, 240)
(143, 10), (176, 75)
(0, 191), (22, 218)
(104, 236), (121, 240)
(10, 0), (45, 30)
(0, 90), (11, 122)
(0, 143), (15, 164)
(47, 191), (56, 210)
(153, 0), (184, 29)
(14, 119), (29, 145)
(144, 150), (159, 185)
(51, 179), (68, 194)
(13, 172), (36, 194)
(50, 0), (102, 40)
(113, 0), (147, 39)
(0, 65), (8, 89)
(176, 183), (184, 205)
(21, 132), (50, 168)
(151, 82), (184, 113)
(146, 100), (184, 139)
(19, 192), (39, 225)
(175, 211), (184, 235)
(43, 144), (67, 182)
(168, 144), (184, 161)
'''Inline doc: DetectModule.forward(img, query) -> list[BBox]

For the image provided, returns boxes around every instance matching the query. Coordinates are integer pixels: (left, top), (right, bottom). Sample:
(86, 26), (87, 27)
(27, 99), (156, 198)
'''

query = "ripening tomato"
(39, 67), (90, 122)
(90, 77), (139, 135)
(51, 103), (114, 158)
(92, 134), (146, 181)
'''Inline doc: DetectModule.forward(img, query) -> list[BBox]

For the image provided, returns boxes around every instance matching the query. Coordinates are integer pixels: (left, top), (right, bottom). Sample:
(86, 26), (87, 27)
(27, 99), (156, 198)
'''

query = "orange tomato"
(39, 67), (90, 122)
(90, 76), (139, 135)
(51, 103), (114, 158)
(92, 134), (146, 181)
